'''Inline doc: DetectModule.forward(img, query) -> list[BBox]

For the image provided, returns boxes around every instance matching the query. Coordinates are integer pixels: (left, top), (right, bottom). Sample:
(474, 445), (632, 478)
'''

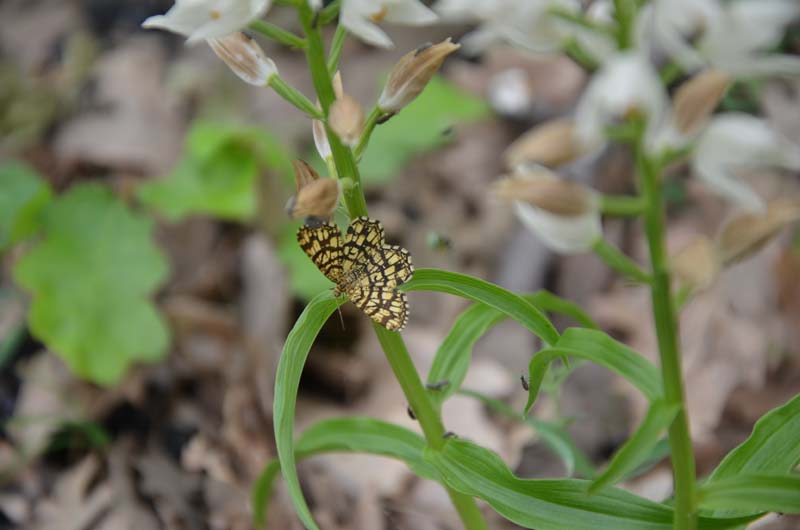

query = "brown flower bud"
(672, 69), (732, 135)
(378, 38), (460, 113)
(292, 159), (320, 191)
(504, 119), (583, 169)
(716, 198), (800, 266)
(672, 237), (718, 291)
(494, 169), (595, 217)
(207, 32), (278, 86)
(286, 160), (341, 221)
(329, 94), (365, 147)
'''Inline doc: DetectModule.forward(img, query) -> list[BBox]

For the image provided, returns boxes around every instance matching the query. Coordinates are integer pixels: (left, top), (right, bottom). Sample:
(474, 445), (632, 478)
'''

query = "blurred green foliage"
(138, 121), (292, 221)
(0, 162), (52, 251)
(14, 183), (169, 385)
(358, 75), (489, 185)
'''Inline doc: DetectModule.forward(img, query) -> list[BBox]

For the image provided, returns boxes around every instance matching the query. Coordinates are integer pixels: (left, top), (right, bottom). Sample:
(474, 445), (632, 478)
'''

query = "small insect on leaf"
(520, 375), (530, 391)
(297, 217), (414, 331)
(426, 380), (450, 391)
(407, 405), (416, 420)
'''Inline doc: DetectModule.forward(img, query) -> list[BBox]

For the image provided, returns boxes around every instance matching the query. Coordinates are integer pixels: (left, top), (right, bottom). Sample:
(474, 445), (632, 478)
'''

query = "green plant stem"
(300, 8), (367, 217)
(600, 194), (646, 216)
(592, 239), (651, 284)
(327, 24), (347, 75)
(636, 132), (697, 530)
(298, 7), (487, 530)
(354, 106), (383, 160)
(548, 6), (615, 35)
(249, 20), (306, 48)
(613, 0), (637, 49)
(268, 76), (324, 119)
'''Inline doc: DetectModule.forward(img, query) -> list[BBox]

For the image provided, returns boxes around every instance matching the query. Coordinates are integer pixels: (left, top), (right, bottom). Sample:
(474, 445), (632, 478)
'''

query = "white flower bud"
(207, 33), (278, 86)
(495, 166), (602, 254)
(378, 39), (460, 113)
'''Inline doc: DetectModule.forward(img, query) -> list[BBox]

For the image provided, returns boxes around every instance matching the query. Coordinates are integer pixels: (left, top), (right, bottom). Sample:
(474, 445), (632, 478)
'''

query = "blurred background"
(1, 0), (800, 529)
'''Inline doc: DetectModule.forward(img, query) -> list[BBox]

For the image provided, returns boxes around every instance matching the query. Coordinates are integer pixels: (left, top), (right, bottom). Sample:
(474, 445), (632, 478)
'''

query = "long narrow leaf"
(424, 438), (756, 530)
(527, 291), (600, 330)
(698, 475), (800, 514)
(426, 291), (597, 409)
(273, 291), (342, 530)
(525, 331), (662, 415)
(253, 417), (434, 527)
(402, 268), (560, 345)
(709, 393), (800, 482)
(426, 303), (508, 407)
(589, 400), (678, 493)
(459, 388), (596, 478)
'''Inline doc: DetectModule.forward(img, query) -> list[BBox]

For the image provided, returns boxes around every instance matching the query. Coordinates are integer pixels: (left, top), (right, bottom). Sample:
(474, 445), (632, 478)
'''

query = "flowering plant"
(138, 1), (800, 530)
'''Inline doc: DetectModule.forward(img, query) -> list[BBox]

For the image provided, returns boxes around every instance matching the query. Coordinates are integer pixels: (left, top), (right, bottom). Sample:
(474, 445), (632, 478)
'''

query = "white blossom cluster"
(436, 0), (800, 252)
(142, 0), (437, 48)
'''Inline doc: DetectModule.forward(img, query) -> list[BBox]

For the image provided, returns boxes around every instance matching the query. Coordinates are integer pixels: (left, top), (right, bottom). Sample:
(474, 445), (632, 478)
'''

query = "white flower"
(340, 0), (437, 49)
(640, 0), (800, 76)
(692, 113), (800, 211)
(142, 0), (272, 44)
(312, 119), (332, 162)
(207, 32), (278, 85)
(496, 166), (602, 254)
(574, 52), (667, 153)
(435, 0), (614, 61)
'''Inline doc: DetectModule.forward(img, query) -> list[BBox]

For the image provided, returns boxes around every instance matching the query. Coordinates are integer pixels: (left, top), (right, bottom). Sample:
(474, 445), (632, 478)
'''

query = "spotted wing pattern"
(346, 284), (409, 331)
(297, 221), (344, 284)
(343, 217), (413, 289)
(297, 216), (413, 331)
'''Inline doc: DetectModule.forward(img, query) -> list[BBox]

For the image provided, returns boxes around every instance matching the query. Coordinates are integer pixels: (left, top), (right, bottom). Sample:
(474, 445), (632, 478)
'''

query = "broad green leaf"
(402, 269), (559, 346)
(0, 161), (52, 250)
(526, 328), (662, 414)
(273, 291), (344, 530)
(698, 475), (800, 514)
(276, 221), (335, 301)
(590, 400), (678, 493)
(426, 291), (594, 410)
(138, 122), (291, 221)
(359, 76), (489, 185)
(424, 438), (755, 530)
(709, 393), (800, 482)
(14, 183), (169, 385)
(459, 388), (595, 478)
(253, 416), (434, 527)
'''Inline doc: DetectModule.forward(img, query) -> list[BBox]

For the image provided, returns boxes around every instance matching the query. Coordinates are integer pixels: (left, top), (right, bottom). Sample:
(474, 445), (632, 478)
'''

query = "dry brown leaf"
(32, 455), (112, 530)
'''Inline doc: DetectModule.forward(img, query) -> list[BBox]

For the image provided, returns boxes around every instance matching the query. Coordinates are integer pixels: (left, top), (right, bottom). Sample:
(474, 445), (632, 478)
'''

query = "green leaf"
(709, 393), (800, 482)
(402, 269), (559, 346)
(138, 122), (291, 221)
(526, 328), (662, 414)
(0, 161), (52, 250)
(13, 183), (169, 385)
(426, 291), (595, 410)
(426, 302), (508, 407)
(527, 291), (600, 330)
(698, 475), (800, 514)
(424, 438), (755, 530)
(590, 400), (678, 493)
(273, 291), (344, 530)
(253, 417), (435, 527)
(459, 388), (595, 478)
(359, 76), (489, 185)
